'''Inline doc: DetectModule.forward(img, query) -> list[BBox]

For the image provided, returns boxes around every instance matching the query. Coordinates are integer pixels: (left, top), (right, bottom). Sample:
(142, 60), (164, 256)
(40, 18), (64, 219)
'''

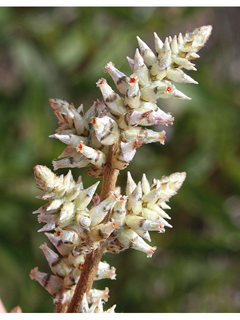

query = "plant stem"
(66, 143), (119, 313)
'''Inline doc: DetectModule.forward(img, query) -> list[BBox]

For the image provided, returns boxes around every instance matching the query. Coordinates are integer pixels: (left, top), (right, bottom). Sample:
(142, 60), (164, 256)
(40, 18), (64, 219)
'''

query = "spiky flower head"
(31, 25), (211, 312)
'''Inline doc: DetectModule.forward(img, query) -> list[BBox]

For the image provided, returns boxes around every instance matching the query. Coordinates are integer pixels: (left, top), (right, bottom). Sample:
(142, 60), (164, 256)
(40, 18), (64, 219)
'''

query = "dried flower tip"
(97, 78), (127, 116)
(40, 243), (72, 278)
(122, 127), (166, 145)
(126, 56), (135, 71)
(104, 62), (129, 95)
(185, 25), (212, 52)
(77, 141), (106, 168)
(89, 193), (117, 227)
(157, 171), (186, 202)
(30, 267), (63, 296)
(37, 214), (59, 232)
(126, 171), (137, 197)
(127, 181), (142, 215)
(137, 36), (157, 67)
(34, 165), (58, 192)
(95, 261), (116, 280)
(91, 116), (120, 146)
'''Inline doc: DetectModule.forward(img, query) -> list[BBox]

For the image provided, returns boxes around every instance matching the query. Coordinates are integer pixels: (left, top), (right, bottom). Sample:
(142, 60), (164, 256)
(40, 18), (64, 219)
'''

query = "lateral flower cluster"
(31, 25), (212, 312)
(49, 26), (212, 175)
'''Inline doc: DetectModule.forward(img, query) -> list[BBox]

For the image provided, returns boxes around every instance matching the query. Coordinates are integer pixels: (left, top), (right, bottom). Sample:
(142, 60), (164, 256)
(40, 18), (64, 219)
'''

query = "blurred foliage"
(0, 7), (240, 313)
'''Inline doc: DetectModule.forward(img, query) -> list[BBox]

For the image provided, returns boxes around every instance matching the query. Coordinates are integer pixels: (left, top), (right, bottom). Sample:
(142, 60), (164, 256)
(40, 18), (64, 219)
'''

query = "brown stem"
(66, 143), (119, 313)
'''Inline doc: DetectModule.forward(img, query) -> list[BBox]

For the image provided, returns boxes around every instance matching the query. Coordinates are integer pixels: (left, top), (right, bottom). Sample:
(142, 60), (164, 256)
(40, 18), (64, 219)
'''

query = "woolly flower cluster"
(30, 26), (211, 312)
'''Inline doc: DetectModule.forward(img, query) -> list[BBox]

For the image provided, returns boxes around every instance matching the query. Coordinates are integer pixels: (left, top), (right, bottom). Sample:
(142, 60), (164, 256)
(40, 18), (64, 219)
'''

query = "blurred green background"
(0, 7), (240, 313)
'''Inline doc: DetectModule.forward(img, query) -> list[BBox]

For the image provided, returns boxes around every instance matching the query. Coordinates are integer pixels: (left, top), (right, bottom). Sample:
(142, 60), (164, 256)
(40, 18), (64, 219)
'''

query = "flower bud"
(142, 208), (172, 228)
(154, 32), (163, 55)
(67, 251), (85, 268)
(52, 153), (90, 170)
(90, 221), (117, 241)
(70, 105), (89, 136)
(141, 173), (150, 195)
(133, 49), (150, 86)
(34, 165), (58, 193)
(124, 75), (141, 109)
(89, 193), (117, 227)
(126, 171), (137, 197)
(172, 56), (196, 71)
(141, 81), (191, 100)
(58, 202), (75, 228)
(75, 210), (91, 228)
(127, 181), (142, 215)
(122, 127), (166, 145)
(74, 181), (100, 210)
(170, 35), (178, 55)
(166, 68), (198, 84)
(117, 228), (156, 257)
(50, 133), (88, 147)
(91, 116), (120, 146)
(96, 78), (127, 116)
(95, 261), (116, 280)
(125, 215), (165, 233)
(77, 141), (106, 168)
(112, 140), (141, 170)
(40, 243), (72, 278)
(88, 287), (109, 304)
(44, 232), (72, 257)
(54, 228), (81, 247)
(147, 203), (171, 220)
(137, 36), (157, 67)
(118, 109), (152, 130)
(63, 263), (83, 289)
(111, 196), (127, 227)
(46, 199), (63, 211)
(84, 103), (96, 123)
(142, 186), (162, 206)
(30, 267), (63, 296)
(104, 62), (129, 95)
